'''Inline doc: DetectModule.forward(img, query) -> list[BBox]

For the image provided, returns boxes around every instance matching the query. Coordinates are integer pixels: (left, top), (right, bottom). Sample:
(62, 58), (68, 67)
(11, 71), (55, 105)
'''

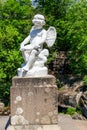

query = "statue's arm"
(20, 35), (30, 50)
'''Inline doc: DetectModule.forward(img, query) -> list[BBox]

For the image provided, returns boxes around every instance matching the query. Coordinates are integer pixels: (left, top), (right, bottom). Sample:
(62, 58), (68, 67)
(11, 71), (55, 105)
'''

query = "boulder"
(58, 89), (78, 108)
(0, 102), (5, 114)
(79, 91), (87, 118)
(72, 112), (86, 120)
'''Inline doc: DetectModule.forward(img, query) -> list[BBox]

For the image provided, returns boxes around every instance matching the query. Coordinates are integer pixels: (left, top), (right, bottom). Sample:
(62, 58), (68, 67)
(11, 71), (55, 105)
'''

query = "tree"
(65, 0), (87, 74)
(35, 0), (75, 62)
(36, 0), (87, 75)
(0, 0), (35, 105)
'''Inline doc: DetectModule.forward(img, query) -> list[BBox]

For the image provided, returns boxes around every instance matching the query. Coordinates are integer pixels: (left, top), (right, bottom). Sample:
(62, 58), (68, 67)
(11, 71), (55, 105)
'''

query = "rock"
(48, 111), (53, 117)
(73, 81), (83, 92)
(37, 127), (43, 130)
(51, 115), (58, 124)
(72, 112), (87, 120)
(41, 115), (51, 124)
(58, 90), (78, 108)
(7, 125), (15, 130)
(79, 91), (87, 118)
(69, 92), (78, 107)
(0, 102), (4, 110)
(58, 86), (87, 120)
(0, 102), (5, 114)
(43, 125), (61, 130)
(3, 106), (10, 115)
(11, 115), (29, 125)
(76, 92), (82, 104)
(4, 112), (8, 115)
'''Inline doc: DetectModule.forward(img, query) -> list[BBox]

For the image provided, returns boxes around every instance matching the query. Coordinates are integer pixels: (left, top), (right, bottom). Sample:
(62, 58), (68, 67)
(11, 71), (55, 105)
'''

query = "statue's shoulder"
(46, 26), (57, 47)
(40, 28), (46, 32)
(30, 26), (34, 32)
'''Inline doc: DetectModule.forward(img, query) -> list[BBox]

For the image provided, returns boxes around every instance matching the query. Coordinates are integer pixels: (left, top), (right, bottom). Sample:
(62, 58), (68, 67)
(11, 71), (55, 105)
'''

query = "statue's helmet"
(32, 14), (45, 26)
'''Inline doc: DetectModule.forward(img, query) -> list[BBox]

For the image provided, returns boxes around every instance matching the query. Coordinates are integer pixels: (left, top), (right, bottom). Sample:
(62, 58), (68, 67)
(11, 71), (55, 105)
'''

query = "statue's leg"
(38, 49), (49, 63)
(22, 51), (30, 63)
(21, 44), (33, 63)
(22, 49), (38, 71)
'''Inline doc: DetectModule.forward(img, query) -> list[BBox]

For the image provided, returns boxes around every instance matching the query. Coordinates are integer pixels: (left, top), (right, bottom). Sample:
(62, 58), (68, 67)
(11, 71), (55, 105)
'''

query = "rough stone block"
(7, 125), (61, 130)
(43, 125), (61, 130)
(10, 75), (58, 125)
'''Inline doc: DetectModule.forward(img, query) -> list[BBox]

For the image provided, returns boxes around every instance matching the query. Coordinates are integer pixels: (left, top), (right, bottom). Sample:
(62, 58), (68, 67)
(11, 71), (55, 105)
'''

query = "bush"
(64, 107), (82, 116)
(66, 107), (76, 116)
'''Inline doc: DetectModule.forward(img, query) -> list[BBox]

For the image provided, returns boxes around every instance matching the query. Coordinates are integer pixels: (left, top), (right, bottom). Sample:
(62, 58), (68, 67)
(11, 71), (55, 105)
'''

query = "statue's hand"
(20, 47), (26, 51)
(34, 45), (40, 50)
(20, 43), (25, 51)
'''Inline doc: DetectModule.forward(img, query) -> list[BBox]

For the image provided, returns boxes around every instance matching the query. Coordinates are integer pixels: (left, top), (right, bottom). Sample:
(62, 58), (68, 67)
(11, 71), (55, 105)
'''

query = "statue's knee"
(31, 50), (38, 55)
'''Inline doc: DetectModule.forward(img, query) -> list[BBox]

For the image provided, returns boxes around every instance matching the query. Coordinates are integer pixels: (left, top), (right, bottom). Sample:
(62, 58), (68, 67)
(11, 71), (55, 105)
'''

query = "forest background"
(0, 0), (87, 105)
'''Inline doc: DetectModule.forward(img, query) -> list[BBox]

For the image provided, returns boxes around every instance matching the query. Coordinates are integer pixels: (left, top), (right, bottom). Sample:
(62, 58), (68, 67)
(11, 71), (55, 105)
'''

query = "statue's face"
(33, 17), (40, 26)
(32, 14), (45, 26)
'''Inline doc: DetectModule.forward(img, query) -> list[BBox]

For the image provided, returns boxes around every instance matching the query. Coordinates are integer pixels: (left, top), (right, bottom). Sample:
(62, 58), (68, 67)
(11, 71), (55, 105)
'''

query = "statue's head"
(32, 14), (45, 26)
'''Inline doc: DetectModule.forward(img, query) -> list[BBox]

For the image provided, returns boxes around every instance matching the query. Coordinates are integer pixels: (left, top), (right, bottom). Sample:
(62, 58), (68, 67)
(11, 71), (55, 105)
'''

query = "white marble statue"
(18, 14), (56, 77)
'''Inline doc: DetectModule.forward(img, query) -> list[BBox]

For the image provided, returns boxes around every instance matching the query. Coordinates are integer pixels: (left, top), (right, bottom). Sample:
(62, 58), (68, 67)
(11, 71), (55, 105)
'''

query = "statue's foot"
(17, 68), (23, 77)
(22, 66), (29, 71)
(27, 66), (48, 76)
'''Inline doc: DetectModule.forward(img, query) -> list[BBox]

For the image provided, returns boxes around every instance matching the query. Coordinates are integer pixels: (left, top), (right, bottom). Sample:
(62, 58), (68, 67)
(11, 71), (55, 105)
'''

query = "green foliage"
(65, 107), (82, 116)
(37, 0), (87, 75)
(36, 0), (75, 61)
(0, 0), (35, 105)
(83, 76), (87, 86)
(65, 0), (87, 74)
(56, 79), (63, 89)
(37, 0), (74, 18)
(76, 106), (82, 115)
(66, 107), (76, 115)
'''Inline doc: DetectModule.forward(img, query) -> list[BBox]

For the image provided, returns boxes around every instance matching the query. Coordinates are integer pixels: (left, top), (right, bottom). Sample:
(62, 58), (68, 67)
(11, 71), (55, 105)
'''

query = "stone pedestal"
(7, 75), (61, 130)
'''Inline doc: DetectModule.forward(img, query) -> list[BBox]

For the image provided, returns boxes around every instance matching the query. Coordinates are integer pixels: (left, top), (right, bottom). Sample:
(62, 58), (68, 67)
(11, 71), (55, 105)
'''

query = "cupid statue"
(18, 14), (56, 77)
